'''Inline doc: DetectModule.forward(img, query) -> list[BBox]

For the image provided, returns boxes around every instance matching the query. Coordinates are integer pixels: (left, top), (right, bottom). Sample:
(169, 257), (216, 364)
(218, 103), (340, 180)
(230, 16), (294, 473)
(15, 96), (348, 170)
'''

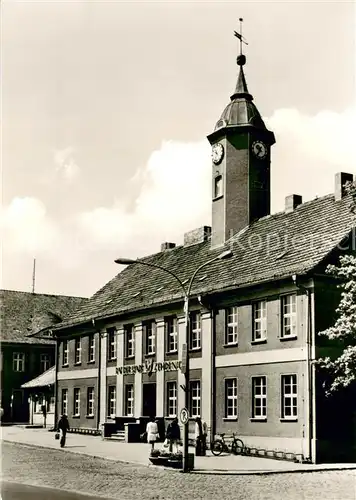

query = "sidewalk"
(2, 426), (356, 475)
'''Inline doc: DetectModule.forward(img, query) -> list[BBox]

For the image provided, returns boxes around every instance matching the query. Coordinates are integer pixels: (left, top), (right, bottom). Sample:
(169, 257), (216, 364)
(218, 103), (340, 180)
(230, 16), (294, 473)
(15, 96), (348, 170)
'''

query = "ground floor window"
(166, 381), (177, 417)
(87, 387), (95, 417)
(73, 388), (80, 416)
(252, 376), (267, 419)
(107, 386), (116, 418)
(61, 388), (68, 416)
(281, 374), (298, 419)
(189, 380), (201, 418)
(225, 378), (238, 419)
(125, 385), (134, 416)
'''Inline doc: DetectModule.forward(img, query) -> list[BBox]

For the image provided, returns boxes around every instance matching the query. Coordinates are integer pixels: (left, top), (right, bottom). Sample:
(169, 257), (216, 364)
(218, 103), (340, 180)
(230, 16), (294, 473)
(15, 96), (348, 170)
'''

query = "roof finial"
(234, 18), (248, 66)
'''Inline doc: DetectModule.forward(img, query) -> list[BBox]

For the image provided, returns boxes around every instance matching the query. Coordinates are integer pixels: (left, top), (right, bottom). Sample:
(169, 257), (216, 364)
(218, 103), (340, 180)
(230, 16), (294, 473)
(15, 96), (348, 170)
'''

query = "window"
(166, 381), (177, 417)
(225, 378), (238, 419)
(107, 386), (116, 418)
(107, 328), (117, 360)
(226, 306), (238, 345)
(74, 338), (82, 364)
(214, 175), (223, 198)
(62, 340), (69, 366)
(190, 381), (201, 418)
(189, 312), (201, 350)
(87, 387), (95, 416)
(165, 317), (177, 353)
(125, 325), (135, 358)
(252, 376), (267, 419)
(88, 335), (95, 363)
(73, 388), (80, 416)
(125, 385), (134, 416)
(145, 321), (156, 355)
(252, 301), (267, 342)
(281, 375), (298, 419)
(61, 388), (68, 416)
(13, 352), (25, 372)
(281, 294), (297, 338)
(40, 353), (50, 372)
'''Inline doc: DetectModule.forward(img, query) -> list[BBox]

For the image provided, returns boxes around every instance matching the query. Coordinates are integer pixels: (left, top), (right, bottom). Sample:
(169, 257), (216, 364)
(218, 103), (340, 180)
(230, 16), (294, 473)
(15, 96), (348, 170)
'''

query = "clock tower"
(207, 39), (275, 248)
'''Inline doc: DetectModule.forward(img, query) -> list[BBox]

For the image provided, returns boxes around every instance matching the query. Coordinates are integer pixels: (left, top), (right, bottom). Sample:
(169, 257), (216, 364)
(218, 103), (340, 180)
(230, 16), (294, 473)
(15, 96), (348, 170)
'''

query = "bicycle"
(210, 433), (245, 456)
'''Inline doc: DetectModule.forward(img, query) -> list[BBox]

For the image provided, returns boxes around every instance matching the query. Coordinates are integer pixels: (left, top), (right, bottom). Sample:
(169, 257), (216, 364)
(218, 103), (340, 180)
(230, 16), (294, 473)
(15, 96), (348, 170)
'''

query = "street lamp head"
(114, 257), (137, 265)
(217, 249), (233, 260)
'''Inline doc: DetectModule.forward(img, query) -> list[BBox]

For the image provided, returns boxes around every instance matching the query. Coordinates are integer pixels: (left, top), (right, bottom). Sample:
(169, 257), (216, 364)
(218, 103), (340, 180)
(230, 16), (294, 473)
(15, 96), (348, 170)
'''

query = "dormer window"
(214, 175), (223, 198)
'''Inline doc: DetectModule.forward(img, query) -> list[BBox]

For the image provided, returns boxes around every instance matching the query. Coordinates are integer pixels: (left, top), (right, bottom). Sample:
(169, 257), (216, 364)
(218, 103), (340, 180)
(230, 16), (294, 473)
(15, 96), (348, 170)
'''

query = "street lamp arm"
(186, 251), (231, 297)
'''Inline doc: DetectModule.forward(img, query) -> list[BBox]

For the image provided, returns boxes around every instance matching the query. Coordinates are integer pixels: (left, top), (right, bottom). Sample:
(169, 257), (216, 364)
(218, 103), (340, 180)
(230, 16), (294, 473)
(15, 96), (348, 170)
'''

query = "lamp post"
(115, 249), (232, 472)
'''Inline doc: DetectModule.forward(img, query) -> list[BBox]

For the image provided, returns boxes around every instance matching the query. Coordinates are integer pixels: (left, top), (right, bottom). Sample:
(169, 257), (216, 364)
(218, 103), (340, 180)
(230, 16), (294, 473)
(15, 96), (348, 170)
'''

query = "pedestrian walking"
(146, 416), (159, 451)
(166, 417), (181, 453)
(57, 414), (70, 448)
(195, 417), (207, 456)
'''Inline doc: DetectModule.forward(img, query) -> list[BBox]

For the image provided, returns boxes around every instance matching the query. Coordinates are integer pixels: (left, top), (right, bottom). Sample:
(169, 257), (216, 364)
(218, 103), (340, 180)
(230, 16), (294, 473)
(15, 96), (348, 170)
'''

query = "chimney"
(285, 194), (302, 213)
(335, 172), (354, 201)
(184, 226), (212, 246)
(160, 242), (176, 252)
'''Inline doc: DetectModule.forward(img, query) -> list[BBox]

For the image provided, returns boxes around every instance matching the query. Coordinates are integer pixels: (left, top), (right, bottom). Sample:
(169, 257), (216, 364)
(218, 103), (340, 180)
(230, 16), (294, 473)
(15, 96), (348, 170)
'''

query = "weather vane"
(234, 18), (248, 57)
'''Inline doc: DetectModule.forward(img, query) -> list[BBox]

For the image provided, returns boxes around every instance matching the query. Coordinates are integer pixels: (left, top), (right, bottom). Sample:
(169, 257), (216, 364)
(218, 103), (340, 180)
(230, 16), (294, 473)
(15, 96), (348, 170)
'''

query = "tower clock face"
(212, 143), (224, 164)
(252, 140), (268, 159)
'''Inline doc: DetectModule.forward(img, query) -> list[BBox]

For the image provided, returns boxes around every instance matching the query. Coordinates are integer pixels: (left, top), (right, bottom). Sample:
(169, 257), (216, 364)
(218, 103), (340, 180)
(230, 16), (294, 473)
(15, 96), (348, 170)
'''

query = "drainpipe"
(93, 318), (101, 432)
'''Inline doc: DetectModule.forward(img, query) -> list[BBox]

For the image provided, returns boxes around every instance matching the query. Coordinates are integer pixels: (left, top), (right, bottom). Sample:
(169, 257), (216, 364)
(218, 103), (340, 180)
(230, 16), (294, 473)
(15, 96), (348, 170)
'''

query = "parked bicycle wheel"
(211, 440), (224, 456)
(231, 438), (245, 455)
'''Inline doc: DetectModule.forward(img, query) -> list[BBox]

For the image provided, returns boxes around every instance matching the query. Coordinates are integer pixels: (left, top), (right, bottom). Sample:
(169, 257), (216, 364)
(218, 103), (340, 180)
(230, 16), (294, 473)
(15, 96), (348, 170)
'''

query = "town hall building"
(52, 39), (355, 463)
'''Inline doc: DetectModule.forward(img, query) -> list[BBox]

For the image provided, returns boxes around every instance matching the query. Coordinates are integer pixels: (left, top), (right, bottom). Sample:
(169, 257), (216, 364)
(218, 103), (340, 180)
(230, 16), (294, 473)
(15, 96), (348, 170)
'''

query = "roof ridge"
(0, 289), (88, 299)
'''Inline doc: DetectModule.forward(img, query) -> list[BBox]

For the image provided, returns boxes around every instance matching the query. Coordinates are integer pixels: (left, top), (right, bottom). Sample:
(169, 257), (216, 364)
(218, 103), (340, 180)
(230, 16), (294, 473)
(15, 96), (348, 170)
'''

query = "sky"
(1, 0), (356, 298)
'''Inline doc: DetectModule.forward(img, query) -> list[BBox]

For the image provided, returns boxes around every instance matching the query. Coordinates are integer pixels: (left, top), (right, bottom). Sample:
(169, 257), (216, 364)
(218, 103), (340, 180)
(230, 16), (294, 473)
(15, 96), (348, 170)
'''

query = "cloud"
(53, 146), (80, 182)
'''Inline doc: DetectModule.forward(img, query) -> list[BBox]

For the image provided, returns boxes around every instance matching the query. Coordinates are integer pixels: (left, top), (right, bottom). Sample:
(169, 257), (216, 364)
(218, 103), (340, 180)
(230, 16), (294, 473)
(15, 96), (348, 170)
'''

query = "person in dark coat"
(166, 417), (181, 453)
(57, 414), (70, 448)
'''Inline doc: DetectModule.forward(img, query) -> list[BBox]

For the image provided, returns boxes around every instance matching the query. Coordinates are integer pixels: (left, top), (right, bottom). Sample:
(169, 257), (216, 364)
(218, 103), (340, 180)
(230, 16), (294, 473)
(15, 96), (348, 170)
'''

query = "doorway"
(142, 383), (156, 418)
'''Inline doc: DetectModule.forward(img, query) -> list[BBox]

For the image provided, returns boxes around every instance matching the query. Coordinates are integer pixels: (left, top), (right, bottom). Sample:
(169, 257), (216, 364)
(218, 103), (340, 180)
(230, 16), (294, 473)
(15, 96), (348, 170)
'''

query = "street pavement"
(2, 441), (356, 500)
(2, 482), (114, 500)
(2, 426), (356, 474)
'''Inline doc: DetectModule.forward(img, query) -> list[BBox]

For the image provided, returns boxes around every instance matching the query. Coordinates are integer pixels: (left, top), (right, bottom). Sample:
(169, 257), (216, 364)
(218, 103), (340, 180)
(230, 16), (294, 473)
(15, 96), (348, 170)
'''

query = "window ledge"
(72, 415), (80, 419)
(108, 357), (117, 362)
(223, 343), (238, 348)
(250, 417), (267, 422)
(145, 353), (155, 358)
(124, 356), (134, 360)
(62, 364), (69, 368)
(189, 347), (202, 352)
(213, 195), (223, 202)
(279, 336), (298, 342)
(87, 360), (95, 364)
(251, 339), (267, 345)
(280, 418), (298, 422)
(74, 362), (82, 366)
(165, 350), (178, 355)
(223, 417), (238, 422)
(86, 415), (95, 419)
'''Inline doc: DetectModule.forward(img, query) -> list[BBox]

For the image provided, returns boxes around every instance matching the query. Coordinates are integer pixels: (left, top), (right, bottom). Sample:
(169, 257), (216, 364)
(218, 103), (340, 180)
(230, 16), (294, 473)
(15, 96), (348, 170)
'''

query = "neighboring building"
(0, 290), (87, 423)
(21, 366), (56, 427)
(52, 43), (355, 462)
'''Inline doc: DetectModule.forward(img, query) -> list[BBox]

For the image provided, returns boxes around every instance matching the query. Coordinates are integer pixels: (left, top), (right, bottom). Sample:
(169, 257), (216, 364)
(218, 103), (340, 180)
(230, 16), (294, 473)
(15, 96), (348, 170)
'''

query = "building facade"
(53, 41), (356, 462)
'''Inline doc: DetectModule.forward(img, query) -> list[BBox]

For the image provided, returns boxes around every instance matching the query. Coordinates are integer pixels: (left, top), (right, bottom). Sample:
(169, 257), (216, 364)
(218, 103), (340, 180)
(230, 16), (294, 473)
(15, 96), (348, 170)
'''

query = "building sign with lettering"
(116, 360), (182, 376)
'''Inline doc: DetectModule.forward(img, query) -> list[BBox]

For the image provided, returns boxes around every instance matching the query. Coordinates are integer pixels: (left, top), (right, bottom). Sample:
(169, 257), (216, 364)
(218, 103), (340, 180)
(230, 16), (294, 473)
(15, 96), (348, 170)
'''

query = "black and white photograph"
(1, 1), (355, 499)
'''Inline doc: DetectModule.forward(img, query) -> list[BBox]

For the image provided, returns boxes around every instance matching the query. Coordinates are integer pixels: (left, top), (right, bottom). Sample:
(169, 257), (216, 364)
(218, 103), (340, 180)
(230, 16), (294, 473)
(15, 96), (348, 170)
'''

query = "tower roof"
(214, 54), (267, 131)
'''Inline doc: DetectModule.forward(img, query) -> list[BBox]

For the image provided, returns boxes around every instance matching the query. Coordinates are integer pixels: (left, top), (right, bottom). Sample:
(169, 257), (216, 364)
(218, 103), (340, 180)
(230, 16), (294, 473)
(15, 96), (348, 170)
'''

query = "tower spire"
(232, 19), (251, 100)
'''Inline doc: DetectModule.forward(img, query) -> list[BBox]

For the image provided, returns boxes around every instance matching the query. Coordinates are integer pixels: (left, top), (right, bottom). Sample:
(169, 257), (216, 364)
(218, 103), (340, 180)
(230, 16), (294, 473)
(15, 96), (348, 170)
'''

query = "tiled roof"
(56, 193), (355, 330)
(0, 290), (88, 344)
(21, 366), (55, 388)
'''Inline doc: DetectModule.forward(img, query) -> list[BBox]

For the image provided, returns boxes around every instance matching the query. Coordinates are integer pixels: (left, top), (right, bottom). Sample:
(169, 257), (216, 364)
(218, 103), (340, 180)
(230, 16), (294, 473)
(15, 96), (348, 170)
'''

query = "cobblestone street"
(2, 442), (356, 500)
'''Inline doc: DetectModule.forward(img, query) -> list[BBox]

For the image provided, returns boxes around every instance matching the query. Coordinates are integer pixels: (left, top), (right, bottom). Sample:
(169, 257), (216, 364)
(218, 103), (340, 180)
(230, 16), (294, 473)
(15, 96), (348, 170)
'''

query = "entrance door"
(142, 384), (156, 418)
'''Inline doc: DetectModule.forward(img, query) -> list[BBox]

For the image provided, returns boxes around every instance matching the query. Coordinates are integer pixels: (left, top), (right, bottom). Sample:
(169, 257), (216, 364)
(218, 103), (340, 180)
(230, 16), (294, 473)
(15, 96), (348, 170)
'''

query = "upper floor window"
(281, 374), (298, 420)
(73, 388), (80, 416)
(40, 353), (50, 372)
(281, 294), (297, 338)
(189, 380), (201, 418)
(166, 381), (177, 417)
(252, 376), (267, 420)
(165, 317), (177, 353)
(252, 301), (267, 342)
(107, 386), (116, 418)
(87, 387), (95, 417)
(107, 328), (117, 360)
(214, 175), (223, 198)
(13, 352), (25, 372)
(124, 325), (135, 358)
(88, 334), (95, 363)
(144, 320), (156, 355)
(225, 378), (238, 419)
(74, 338), (82, 364)
(62, 340), (69, 366)
(189, 311), (201, 350)
(225, 306), (238, 345)
(61, 388), (68, 416)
